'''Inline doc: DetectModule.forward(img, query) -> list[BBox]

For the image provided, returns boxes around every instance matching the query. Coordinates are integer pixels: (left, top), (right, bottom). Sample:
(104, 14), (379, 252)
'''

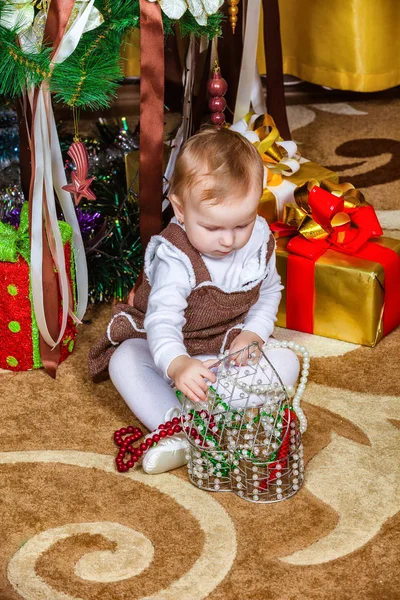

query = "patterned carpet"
(1, 95), (400, 600)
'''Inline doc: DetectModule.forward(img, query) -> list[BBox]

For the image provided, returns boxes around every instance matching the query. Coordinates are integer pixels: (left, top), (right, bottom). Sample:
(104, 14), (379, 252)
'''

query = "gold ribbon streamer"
(252, 113), (284, 162)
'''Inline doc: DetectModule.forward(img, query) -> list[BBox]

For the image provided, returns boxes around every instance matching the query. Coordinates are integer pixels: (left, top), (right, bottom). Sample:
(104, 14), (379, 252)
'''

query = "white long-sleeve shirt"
(144, 216), (283, 376)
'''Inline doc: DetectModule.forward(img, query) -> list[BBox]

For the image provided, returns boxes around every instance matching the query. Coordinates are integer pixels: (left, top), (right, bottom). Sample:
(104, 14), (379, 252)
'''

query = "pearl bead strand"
(264, 339), (309, 433)
(217, 340), (309, 433)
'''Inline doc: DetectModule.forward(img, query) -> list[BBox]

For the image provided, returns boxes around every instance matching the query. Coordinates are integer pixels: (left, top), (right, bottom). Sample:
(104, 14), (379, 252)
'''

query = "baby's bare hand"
(168, 356), (216, 403)
(229, 331), (264, 364)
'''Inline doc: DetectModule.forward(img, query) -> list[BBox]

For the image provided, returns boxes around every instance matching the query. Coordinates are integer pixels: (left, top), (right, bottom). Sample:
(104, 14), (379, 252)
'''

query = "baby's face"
(179, 183), (261, 258)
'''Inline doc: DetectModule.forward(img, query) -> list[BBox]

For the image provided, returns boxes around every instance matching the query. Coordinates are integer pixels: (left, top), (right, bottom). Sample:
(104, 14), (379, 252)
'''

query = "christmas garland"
(0, 0), (223, 110)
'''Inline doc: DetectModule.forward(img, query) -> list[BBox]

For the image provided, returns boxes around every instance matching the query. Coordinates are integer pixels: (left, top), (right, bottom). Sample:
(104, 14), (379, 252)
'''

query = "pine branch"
(0, 0), (222, 110)
(0, 10), (50, 99)
(177, 11), (223, 38)
(51, 50), (122, 109)
(51, 0), (139, 108)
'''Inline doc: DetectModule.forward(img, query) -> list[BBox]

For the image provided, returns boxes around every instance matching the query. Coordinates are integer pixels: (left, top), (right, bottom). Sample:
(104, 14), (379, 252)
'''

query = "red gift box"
(0, 207), (77, 371)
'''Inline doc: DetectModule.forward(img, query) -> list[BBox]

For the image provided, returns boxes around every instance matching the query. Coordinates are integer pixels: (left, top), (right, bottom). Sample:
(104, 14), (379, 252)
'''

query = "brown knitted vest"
(88, 223), (275, 380)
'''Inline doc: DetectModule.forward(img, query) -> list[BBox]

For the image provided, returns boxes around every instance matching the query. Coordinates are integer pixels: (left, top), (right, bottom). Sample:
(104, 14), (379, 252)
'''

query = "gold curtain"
(123, 0), (400, 92)
(257, 0), (400, 92)
(122, 28), (140, 77)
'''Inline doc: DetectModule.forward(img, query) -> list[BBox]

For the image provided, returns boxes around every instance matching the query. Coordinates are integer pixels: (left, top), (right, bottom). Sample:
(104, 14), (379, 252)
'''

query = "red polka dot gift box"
(0, 204), (77, 371)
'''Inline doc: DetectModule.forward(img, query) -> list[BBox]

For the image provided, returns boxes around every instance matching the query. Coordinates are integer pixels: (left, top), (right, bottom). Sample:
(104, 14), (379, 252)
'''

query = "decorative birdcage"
(180, 340), (308, 503)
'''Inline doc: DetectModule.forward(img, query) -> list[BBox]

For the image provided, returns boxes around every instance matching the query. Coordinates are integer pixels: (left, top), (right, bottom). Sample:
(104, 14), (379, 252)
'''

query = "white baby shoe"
(142, 407), (189, 475)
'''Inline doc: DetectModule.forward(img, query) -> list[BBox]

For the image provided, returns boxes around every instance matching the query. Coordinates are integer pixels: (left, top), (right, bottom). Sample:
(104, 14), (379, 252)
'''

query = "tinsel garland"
(0, 108), (19, 168)
(0, 0), (223, 110)
(0, 109), (23, 225)
(67, 119), (144, 302)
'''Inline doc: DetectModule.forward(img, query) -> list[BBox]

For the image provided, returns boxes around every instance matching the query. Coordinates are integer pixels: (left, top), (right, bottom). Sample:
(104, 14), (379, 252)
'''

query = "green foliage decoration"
(0, 3), (51, 98)
(0, 0), (223, 110)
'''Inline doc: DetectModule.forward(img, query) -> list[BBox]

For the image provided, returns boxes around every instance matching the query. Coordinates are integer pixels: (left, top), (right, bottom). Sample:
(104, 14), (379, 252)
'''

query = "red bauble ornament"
(211, 112), (226, 126)
(208, 96), (227, 113)
(207, 67), (228, 97)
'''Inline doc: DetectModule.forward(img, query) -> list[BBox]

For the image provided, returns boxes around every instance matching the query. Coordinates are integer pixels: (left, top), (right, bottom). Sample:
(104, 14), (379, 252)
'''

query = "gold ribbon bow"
(231, 113), (301, 186)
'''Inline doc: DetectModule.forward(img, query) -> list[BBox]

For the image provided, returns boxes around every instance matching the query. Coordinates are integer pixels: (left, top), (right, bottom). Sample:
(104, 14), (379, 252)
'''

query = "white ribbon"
(274, 141), (301, 176)
(53, 0), (97, 63)
(26, 1), (100, 347)
(231, 113), (301, 178)
(231, 112), (304, 218)
(49, 101), (88, 327)
(250, 61), (267, 116)
(233, 0), (264, 123)
(30, 86), (71, 347)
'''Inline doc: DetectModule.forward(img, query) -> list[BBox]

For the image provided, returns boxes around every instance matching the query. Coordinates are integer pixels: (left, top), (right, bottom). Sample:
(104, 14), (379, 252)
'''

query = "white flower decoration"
(148, 0), (223, 26)
(0, 1), (103, 43)
(0, 0), (34, 33)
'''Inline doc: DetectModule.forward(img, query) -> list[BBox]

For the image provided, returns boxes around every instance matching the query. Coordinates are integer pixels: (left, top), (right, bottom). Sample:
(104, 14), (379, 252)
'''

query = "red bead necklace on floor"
(114, 418), (185, 473)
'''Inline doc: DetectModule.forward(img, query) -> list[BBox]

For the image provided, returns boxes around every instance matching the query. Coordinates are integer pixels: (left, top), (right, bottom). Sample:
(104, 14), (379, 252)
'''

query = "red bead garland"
(113, 418), (182, 473)
(259, 408), (297, 490)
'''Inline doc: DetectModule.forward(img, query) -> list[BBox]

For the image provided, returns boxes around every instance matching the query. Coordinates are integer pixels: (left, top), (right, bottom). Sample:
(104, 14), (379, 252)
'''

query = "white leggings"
(109, 338), (300, 431)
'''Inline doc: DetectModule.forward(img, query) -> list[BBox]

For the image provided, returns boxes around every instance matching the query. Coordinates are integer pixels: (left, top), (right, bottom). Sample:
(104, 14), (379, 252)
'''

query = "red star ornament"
(62, 141), (96, 205)
(63, 171), (96, 204)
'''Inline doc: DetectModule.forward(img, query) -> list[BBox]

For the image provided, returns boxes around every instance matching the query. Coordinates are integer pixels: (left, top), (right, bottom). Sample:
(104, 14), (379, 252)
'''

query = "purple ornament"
(3, 207), (21, 227)
(75, 207), (103, 238)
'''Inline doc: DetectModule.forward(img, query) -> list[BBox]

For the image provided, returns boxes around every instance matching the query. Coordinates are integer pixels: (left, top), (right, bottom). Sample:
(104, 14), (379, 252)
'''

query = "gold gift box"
(258, 161), (339, 224)
(275, 235), (400, 346)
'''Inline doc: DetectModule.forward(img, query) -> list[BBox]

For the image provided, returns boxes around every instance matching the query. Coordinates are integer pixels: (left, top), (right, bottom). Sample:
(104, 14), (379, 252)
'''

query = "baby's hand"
(168, 356), (216, 403)
(229, 331), (264, 364)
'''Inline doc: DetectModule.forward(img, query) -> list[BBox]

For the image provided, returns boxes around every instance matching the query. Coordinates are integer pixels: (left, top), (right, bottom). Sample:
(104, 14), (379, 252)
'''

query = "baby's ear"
(169, 194), (184, 222)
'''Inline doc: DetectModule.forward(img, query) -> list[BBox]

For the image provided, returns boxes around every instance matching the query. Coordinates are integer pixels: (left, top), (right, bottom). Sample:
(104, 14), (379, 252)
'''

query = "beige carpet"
(1, 95), (400, 599)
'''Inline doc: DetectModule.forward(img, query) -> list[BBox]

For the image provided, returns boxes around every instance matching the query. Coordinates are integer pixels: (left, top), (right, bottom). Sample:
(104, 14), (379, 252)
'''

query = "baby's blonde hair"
(169, 126), (264, 204)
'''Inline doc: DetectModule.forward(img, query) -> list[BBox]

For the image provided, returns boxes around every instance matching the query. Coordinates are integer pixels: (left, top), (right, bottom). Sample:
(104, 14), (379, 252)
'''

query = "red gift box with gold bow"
(271, 181), (400, 346)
